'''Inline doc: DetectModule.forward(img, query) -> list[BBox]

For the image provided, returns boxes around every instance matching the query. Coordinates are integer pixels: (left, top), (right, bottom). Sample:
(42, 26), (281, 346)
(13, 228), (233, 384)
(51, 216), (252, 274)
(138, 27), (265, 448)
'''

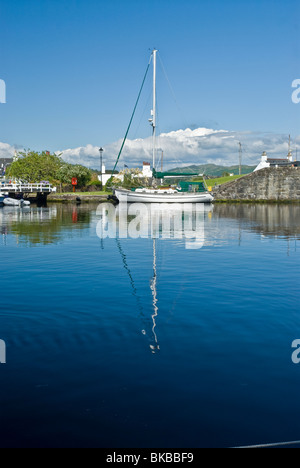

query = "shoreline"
(45, 193), (300, 204)
(46, 193), (111, 203)
(213, 199), (300, 204)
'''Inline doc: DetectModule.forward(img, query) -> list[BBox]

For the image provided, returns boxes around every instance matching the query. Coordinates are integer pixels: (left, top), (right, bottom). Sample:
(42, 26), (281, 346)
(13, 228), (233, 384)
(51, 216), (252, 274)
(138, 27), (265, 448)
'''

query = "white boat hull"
(3, 198), (29, 207)
(115, 188), (214, 204)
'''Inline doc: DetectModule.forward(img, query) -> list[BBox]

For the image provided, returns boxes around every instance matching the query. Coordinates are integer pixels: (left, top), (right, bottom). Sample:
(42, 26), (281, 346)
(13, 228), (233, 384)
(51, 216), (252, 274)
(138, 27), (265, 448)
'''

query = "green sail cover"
(153, 169), (200, 178)
(178, 181), (206, 193)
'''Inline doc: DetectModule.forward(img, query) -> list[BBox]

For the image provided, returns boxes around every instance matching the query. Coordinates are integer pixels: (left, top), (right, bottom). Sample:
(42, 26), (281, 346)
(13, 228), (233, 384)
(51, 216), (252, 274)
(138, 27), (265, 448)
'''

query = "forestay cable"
(112, 57), (152, 175)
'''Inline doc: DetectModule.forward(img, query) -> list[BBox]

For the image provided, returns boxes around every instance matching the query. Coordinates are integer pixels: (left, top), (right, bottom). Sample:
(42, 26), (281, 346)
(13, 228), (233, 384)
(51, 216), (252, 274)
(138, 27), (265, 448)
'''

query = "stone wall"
(213, 167), (300, 201)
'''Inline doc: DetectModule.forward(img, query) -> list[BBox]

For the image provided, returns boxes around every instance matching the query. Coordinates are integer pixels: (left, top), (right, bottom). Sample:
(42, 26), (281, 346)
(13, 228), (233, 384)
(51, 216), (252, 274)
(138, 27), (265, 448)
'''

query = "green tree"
(7, 150), (92, 188)
(7, 150), (62, 182)
(57, 163), (92, 187)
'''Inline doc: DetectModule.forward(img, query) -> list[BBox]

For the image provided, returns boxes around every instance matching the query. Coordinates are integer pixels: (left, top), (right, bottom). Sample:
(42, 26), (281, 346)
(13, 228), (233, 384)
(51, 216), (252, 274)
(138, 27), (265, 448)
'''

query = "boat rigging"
(114, 49), (214, 204)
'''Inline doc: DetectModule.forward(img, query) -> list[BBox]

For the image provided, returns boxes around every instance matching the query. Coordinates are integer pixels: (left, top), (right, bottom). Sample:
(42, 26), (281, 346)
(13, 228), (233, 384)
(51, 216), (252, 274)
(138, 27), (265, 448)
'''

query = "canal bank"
(25, 167), (300, 204)
(46, 192), (111, 203)
(213, 167), (300, 202)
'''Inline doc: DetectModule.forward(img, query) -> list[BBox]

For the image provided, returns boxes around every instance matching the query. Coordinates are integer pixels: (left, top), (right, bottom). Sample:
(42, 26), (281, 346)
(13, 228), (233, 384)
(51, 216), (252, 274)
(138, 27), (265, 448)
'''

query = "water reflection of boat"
(116, 234), (161, 354)
(101, 202), (213, 354)
(149, 239), (160, 353)
(97, 202), (213, 250)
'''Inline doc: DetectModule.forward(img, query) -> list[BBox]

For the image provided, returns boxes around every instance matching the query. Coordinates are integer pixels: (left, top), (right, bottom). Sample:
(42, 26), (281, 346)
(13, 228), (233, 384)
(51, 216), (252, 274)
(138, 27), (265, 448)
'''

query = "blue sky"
(0, 0), (299, 166)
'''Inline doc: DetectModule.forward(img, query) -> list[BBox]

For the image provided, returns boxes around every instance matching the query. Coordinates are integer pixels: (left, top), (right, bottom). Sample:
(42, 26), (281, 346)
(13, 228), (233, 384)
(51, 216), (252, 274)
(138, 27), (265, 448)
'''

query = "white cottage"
(98, 162), (153, 185)
(254, 151), (294, 172)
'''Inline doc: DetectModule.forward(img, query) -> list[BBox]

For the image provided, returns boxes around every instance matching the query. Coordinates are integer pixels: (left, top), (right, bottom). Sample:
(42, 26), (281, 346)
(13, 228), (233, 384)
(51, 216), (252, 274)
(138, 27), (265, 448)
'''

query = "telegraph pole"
(99, 147), (104, 187)
(239, 142), (242, 176)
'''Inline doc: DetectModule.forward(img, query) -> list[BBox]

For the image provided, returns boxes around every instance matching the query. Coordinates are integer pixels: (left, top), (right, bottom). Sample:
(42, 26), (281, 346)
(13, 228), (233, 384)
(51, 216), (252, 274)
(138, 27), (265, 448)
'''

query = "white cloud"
(0, 142), (18, 159)
(58, 127), (297, 170)
(1, 127), (296, 171)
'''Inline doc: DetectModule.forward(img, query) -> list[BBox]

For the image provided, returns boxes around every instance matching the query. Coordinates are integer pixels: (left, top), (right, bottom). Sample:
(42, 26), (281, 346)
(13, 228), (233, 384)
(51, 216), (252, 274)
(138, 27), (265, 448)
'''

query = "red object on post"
(72, 178), (78, 193)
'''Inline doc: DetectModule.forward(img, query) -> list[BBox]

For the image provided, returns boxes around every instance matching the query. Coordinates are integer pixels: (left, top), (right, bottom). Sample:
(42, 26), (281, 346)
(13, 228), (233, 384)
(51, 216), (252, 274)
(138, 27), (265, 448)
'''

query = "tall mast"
(152, 49), (157, 171)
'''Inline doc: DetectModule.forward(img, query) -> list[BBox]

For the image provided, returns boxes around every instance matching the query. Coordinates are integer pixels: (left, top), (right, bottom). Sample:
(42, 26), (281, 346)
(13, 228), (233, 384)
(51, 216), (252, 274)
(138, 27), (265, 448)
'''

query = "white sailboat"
(115, 187), (213, 204)
(115, 50), (214, 204)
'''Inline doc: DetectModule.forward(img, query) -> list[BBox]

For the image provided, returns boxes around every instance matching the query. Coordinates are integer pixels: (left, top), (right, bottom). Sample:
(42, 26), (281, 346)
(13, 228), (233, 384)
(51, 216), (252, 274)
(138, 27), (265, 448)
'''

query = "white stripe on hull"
(115, 189), (214, 204)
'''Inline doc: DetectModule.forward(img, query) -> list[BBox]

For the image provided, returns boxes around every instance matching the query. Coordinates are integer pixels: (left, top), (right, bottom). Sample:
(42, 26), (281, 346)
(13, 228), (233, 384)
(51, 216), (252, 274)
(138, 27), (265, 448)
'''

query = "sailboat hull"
(115, 189), (214, 204)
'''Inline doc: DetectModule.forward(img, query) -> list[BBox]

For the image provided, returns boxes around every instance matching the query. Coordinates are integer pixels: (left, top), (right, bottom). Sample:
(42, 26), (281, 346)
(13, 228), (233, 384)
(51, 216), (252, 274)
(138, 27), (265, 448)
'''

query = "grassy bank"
(61, 191), (109, 196)
(194, 174), (245, 187)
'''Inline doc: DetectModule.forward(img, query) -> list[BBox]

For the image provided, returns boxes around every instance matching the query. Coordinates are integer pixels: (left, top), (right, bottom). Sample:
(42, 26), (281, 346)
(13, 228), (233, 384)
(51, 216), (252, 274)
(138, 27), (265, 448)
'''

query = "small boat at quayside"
(3, 198), (30, 207)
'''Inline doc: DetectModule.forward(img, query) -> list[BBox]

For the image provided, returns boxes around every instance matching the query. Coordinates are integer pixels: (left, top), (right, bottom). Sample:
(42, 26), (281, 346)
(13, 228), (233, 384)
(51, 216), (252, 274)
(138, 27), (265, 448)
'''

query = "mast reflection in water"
(0, 203), (300, 448)
(97, 201), (214, 353)
(96, 201), (213, 249)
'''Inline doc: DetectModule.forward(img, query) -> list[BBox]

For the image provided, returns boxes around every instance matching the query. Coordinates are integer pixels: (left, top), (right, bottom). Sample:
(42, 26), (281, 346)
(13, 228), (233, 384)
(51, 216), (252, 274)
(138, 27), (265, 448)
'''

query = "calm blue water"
(0, 203), (300, 448)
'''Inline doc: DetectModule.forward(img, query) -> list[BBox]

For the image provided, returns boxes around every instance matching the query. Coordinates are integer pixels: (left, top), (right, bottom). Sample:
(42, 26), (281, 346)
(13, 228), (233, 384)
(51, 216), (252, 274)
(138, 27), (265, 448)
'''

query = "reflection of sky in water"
(0, 203), (299, 447)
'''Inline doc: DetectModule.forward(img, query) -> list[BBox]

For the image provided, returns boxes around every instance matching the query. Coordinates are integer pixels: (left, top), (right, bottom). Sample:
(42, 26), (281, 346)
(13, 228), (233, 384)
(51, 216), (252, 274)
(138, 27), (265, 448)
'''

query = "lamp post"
(99, 147), (104, 187)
